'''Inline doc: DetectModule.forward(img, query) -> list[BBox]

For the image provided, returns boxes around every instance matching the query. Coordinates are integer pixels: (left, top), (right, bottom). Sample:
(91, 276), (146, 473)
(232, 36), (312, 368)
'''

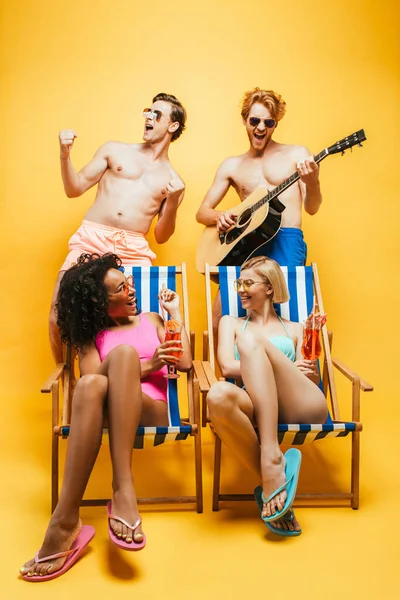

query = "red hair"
(241, 88), (286, 122)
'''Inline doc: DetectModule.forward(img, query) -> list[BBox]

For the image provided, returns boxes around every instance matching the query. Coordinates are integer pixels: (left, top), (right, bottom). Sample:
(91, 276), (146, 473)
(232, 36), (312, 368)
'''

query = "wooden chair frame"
(193, 262), (373, 510)
(41, 263), (203, 514)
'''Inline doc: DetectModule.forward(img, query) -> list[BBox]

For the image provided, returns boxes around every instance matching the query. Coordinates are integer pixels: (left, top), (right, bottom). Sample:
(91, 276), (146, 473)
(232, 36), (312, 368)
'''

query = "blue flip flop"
(254, 486), (302, 536)
(254, 448), (302, 523)
(265, 510), (302, 537)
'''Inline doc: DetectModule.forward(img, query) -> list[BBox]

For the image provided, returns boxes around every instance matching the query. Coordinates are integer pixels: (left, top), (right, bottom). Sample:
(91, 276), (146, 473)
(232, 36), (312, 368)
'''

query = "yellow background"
(1, 0), (399, 597)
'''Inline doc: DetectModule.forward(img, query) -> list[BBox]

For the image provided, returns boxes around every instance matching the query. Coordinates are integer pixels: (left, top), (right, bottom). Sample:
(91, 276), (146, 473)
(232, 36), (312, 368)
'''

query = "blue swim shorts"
(251, 227), (307, 267)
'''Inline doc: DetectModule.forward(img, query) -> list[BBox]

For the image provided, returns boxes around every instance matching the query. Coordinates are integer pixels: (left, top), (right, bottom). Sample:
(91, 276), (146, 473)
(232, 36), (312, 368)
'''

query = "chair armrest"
(201, 361), (218, 386)
(331, 357), (373, 392)
(193, 360), (218, 392)
(41, 363), (65, 393)
(193, 360), (211, 392)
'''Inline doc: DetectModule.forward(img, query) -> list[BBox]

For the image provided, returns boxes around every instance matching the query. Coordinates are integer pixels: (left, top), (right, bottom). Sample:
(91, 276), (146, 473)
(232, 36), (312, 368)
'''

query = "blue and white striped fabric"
(277, 422), (357, 444)
(123, 265), (177, 316)
(219, 266), (244, 318)
(248, 422), (358, 445)
(219, 265), (314, 323)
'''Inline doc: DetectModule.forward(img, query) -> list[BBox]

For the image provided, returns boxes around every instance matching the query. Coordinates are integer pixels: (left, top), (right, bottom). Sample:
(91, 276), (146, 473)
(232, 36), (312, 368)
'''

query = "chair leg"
(51, 380), (60, 513)
(351, 431), (360, 509)
(194, 432), (203, 513)
(201, 392), (208, 428)
(212, 434), (222, 511)
(51, 433), (59, 513)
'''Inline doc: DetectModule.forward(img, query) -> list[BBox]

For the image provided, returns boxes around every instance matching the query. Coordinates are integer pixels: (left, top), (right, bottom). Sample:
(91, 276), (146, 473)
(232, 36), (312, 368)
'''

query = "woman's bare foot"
(261, 451), (287, 518)
(20, 516), (81, 578)
(109, 487), (144, 544)
(271, 510), (301, 532)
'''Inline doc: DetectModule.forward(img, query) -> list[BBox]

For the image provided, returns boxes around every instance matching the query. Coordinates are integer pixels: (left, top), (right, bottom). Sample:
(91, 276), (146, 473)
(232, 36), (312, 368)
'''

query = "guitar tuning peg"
(341, 150), (345, 156)
(358, 142), (363, 147)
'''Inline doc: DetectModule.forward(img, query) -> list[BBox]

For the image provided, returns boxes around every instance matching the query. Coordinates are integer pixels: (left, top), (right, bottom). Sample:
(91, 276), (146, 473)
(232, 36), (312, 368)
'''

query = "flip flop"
(254, 487), (302, 536)
(265, 510), (302, 537)
(254, 448), (302, 523)
(107, 501), (146, 551)
(21, 525), (95, 582)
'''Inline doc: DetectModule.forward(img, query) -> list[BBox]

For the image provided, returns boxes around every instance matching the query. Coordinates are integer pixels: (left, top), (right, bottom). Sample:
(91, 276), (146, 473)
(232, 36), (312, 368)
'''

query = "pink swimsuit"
(95, 313), (168, 402)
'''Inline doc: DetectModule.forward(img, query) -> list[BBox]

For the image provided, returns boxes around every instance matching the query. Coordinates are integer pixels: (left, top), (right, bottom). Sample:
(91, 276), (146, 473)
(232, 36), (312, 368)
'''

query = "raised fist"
(166, 178), (185, 203)
(59, 129), (78, 159)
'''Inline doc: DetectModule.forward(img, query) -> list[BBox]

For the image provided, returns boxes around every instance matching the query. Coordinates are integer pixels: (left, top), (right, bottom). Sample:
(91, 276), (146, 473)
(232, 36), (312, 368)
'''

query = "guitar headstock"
(327, 129), (366, 155)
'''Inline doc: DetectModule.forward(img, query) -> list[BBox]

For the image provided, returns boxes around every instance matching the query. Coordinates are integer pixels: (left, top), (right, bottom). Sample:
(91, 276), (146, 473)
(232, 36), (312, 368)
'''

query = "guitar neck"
(253, 148), (329, 211)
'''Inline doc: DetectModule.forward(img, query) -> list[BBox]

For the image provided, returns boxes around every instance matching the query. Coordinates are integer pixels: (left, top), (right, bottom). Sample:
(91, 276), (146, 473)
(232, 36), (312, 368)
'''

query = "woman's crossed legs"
(207, 330), (328, 532)
(21, 344), (168, 577)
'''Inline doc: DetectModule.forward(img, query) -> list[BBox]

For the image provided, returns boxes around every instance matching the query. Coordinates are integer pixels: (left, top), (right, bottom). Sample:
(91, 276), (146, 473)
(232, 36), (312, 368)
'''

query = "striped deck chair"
(42, 263), (203, 513)
(193, 263), (373, 510)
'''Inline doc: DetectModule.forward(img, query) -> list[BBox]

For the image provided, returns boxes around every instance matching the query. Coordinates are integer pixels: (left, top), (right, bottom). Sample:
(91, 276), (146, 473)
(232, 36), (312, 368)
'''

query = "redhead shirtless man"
(50, 92), (186, 363)
(196, 87), (322, 331)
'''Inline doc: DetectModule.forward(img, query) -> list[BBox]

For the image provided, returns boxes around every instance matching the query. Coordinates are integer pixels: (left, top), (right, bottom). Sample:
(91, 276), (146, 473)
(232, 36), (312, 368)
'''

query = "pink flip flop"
(107, 501), (146, 551)
(21, 525), (95, 582)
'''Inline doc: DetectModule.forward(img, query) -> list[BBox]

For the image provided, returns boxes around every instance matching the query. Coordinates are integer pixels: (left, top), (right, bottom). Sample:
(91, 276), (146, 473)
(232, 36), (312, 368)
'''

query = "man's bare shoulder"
(273, 141), (310, 160)
(219, 154), (246, 176)
(99, 141), (142, 155)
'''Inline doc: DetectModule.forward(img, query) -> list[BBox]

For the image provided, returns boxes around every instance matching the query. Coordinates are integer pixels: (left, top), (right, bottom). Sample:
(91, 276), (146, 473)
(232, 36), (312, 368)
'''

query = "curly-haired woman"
(20, 253), (192, 581)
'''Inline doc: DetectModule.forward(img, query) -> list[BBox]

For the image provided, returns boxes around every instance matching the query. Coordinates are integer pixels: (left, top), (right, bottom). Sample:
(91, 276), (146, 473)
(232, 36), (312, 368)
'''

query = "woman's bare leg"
(99, 345), (168, 544)
(207, 381), (260, 475)
(21, 342), (170, 575)
(21, 373), (108, 577)
(237, 333), (285, 518)
(238, 330), (328, 519)
(207, 381), (300, 532)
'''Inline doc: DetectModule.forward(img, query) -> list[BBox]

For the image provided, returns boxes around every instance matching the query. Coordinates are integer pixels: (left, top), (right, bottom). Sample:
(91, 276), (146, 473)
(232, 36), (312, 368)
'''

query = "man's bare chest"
(105, 155), (171, 198)
(232, 158), (297, 199)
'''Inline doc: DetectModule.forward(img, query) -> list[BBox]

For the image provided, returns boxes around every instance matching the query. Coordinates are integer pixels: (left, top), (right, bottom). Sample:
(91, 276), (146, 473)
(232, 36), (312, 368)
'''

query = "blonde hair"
(241, 256), (289, 304)
(241, 88), (286, 122)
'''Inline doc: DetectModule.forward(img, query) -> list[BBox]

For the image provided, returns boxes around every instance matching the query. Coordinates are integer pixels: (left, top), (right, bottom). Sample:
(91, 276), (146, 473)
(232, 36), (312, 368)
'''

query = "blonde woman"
(207, 256), (328, 536)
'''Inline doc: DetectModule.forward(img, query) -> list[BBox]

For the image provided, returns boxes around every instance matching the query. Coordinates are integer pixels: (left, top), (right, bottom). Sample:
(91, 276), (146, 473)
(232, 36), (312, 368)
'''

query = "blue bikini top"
(234, 314), (296, 362)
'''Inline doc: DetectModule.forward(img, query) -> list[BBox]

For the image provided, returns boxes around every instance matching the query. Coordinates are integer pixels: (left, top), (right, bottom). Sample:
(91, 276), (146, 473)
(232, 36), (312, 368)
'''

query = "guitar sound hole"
(225, 219), (250, 244)
(237, 209), (252, 227)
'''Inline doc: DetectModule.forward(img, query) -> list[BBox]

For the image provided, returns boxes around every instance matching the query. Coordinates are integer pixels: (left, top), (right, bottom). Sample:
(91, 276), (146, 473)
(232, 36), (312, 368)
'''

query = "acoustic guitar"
(196, 129), (366, 273)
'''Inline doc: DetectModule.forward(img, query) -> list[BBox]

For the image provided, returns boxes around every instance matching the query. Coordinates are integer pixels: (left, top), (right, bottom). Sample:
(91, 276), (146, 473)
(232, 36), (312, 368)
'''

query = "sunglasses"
(249, 117), (276, 128)
(113, 275), (134, 296)
(233, 278), (266, 292)
(143, 108), (167, 122)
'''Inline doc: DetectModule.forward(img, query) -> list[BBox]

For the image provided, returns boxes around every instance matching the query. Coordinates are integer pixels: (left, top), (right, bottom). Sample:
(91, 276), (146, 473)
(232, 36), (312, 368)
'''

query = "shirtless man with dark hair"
(50, 93), (186, 363)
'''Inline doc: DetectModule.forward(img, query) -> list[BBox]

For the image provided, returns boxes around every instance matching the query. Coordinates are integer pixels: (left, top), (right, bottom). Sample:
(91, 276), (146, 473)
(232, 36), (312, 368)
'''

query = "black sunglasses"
(249, 117), (276, 128)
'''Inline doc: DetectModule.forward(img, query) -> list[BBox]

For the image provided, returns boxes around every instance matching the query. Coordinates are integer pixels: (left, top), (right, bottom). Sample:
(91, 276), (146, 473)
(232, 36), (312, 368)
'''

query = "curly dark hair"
(56, 253), (124, 350)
